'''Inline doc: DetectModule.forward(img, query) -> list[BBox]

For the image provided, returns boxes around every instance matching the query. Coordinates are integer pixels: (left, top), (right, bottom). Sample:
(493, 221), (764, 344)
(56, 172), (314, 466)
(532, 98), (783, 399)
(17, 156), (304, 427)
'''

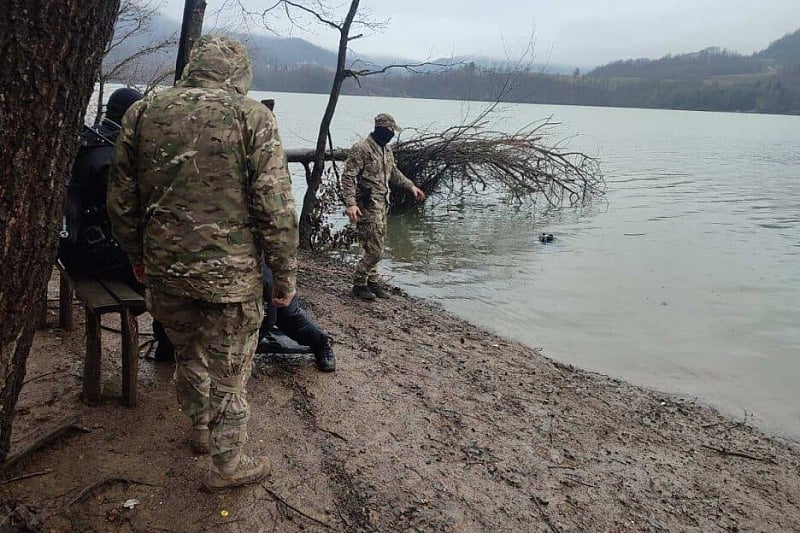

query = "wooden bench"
(57, 260), (146, 407)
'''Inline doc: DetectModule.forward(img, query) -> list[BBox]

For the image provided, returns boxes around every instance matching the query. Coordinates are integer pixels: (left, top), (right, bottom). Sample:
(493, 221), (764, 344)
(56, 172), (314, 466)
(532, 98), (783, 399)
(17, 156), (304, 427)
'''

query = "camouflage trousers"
(354, 210), (387, 285)
(147, 289), (263, 465)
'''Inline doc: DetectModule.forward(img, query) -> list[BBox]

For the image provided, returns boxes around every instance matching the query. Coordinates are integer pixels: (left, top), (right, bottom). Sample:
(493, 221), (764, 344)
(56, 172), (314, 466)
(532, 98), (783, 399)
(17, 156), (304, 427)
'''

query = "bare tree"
(96, 0), (178, 122)
(0, 0), (120, 463)
(224, 0), (459, 248)
(175, 0), (207, 82)
(392, 119), (604, 211)
(289, 36), (604, 249)
(223, 0), (367, 247)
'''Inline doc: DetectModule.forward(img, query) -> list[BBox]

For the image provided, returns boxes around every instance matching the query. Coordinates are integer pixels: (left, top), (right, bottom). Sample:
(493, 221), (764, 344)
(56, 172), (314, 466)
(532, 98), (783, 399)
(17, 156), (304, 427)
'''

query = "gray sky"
(162, 0), (800, 66)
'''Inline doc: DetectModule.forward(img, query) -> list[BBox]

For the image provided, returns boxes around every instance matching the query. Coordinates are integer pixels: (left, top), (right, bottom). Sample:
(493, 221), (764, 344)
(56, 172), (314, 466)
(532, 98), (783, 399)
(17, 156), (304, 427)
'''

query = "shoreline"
(3, 254), (800, 531)
(400, 287), (800, 447)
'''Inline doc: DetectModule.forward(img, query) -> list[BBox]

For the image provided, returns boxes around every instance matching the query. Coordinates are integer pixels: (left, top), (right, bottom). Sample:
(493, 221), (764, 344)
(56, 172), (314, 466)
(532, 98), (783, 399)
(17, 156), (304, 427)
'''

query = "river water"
(251, 90), (800, 439)
(99, 86), (799, 439)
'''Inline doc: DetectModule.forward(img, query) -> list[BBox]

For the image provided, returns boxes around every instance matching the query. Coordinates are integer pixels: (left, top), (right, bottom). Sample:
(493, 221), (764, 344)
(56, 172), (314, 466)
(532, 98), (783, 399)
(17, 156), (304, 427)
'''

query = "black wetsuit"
(260, 264), (327, 353)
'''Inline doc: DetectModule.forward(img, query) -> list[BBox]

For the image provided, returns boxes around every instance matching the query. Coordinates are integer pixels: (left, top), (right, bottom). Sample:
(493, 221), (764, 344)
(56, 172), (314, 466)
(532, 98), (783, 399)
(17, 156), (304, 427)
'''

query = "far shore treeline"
(113, 19), (800, 115)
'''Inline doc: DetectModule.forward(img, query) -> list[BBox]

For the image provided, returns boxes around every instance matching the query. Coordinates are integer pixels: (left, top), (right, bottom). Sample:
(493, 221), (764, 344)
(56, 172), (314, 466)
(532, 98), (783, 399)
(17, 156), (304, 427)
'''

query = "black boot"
(314, 337), (336, 372)
(257, 332), (282, 354)
(352, 284), (376, 300)
(367, 281), (390, 298)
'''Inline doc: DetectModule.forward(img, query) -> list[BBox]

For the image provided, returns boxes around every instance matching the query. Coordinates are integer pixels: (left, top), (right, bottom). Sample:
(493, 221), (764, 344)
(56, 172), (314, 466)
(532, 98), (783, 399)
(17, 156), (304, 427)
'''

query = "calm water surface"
(253, 91), (800, 438)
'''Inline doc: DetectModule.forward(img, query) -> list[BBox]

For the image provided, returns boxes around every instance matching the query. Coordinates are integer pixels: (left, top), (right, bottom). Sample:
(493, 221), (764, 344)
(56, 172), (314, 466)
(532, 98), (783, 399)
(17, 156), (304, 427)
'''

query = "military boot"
(314, 337), (336, 372)
(203, 453), (271, 493)
(188, 413), (210, 455)
(352, 284), (376, 300)
(367, 281), (390, 298)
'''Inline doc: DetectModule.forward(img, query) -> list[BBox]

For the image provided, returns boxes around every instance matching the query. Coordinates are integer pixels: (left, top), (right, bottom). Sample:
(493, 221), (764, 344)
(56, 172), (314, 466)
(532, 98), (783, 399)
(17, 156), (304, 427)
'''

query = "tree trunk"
(0, 0), (120, 463)
(174, 0), (207, 84)
(298, 0), (360, 249)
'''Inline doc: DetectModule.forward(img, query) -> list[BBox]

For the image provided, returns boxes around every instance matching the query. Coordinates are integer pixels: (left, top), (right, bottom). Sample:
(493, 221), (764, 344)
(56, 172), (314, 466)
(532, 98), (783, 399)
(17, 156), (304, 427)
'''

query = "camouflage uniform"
(341, 114), (416, 285)
(107, 35), (298, 466)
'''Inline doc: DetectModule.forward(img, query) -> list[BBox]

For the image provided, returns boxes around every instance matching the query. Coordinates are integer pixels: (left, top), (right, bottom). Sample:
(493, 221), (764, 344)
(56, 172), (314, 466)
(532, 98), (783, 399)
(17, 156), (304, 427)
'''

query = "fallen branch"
(391, 118), (604, 212)
(66, 477), (162, 508)
(318, 428), (348, 443)
(0, 469), (52, 486)
(262, 486), (333, 529)
(700, 444), (777, 465)
(3, 414), (87, 471)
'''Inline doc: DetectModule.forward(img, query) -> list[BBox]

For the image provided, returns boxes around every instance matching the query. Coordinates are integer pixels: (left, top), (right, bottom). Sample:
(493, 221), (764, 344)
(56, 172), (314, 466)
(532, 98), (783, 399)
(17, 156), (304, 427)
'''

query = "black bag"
(58, 125), (132, 279)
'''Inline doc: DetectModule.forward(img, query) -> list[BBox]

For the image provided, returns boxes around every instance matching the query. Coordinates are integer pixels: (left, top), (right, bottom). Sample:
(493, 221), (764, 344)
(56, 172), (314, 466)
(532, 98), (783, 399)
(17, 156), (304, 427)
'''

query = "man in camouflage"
(107, 35), (297, 492)
(342, 114), (426, 300)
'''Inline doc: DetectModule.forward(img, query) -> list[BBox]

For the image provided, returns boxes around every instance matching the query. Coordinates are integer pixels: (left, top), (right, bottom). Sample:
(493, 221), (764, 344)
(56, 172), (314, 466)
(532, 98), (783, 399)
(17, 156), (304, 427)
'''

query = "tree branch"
(281, 0), (341, 30)
(346, 59), (463, 78)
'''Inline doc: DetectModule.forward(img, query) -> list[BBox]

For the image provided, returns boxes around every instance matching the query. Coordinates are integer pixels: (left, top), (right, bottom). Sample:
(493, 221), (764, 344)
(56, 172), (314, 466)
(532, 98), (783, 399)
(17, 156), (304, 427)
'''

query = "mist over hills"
(106, 15), (581, 81)
(108, 15), (800, 115)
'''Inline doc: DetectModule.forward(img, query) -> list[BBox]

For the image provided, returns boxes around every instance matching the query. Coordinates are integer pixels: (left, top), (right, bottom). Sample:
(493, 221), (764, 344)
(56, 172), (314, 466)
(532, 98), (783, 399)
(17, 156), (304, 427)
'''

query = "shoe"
(367, 281), (390, 298)
(352, 284), (376, 300)
(188, 426), (210, 455)
(203, 453), (271, 493)
(314, 339), (336, 372)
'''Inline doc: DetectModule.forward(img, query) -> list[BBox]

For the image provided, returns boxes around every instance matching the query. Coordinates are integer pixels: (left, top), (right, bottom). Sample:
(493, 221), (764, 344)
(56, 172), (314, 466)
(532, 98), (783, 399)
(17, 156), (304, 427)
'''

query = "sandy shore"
(3, 255), (800, 532)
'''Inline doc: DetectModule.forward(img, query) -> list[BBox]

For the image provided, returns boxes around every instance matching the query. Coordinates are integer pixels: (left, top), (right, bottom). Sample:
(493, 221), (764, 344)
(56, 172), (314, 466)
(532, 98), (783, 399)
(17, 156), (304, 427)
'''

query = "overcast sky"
(162, 1), (800, 67)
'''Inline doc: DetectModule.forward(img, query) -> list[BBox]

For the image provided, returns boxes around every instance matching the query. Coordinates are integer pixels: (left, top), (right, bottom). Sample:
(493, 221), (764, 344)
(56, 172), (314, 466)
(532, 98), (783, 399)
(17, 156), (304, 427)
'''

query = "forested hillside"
(587, 48), (768, 79)
(251, 26), (800, 115)
(756, 29), (800, 66)
(588, 29), (800, 79)
(109, 17), (800, 115)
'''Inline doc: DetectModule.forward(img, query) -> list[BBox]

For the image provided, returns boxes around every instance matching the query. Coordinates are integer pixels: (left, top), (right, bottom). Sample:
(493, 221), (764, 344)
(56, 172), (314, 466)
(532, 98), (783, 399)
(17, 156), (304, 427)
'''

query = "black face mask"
(372, 126), (395, 147)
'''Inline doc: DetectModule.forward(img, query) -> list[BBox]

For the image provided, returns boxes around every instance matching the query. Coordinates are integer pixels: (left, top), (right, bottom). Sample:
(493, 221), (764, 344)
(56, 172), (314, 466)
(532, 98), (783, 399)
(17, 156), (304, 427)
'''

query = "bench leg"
(120, 309), (139, 408)
(36, 284), (48, 330)
(83, 307), (102, 405)
(59, 270), (74, 331)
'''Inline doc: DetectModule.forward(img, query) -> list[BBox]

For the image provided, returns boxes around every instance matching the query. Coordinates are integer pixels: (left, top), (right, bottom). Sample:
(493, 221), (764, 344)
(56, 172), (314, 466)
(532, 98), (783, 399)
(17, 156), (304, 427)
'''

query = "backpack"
(58, 123), (132, 278)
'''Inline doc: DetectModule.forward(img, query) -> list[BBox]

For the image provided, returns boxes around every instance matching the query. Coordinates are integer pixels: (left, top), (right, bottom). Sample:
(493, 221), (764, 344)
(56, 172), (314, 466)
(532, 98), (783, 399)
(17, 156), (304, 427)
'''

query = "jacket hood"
(179, 35), (252, 95)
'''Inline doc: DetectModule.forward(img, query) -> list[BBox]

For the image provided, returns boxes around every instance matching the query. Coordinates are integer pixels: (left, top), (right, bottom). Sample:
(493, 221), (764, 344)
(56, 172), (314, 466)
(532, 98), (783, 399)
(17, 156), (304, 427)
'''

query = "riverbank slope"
(3, 255), (800, 532)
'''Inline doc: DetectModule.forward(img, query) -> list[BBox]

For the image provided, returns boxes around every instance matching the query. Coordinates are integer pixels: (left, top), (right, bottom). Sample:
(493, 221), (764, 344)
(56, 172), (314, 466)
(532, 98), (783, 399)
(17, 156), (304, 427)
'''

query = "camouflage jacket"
(107, 35), (298, 303)
(341, 134), (415, 214)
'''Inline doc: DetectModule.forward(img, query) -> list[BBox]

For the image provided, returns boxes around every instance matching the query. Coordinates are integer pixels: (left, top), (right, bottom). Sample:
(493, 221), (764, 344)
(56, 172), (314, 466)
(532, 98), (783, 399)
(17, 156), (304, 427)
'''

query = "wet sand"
(3, 255), (800, 532)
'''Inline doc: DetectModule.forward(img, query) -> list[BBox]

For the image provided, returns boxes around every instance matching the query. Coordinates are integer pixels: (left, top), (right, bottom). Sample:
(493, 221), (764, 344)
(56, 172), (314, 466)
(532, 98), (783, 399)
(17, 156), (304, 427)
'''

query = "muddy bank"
(3, 255), (800, 532)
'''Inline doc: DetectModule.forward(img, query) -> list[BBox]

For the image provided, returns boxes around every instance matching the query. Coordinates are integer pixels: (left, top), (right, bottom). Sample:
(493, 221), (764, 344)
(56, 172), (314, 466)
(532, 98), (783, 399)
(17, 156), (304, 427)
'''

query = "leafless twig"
(0, 469), (52, 486)
(262, 486), (333, 528)
(66, 477), (162, 508)
(700, 444), (777, 465)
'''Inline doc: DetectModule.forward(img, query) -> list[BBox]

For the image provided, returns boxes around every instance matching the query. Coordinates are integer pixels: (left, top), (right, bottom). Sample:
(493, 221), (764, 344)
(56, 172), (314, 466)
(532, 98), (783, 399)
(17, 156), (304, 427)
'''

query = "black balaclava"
(105, 87), (143, 125)
(372, 126), (395, 147)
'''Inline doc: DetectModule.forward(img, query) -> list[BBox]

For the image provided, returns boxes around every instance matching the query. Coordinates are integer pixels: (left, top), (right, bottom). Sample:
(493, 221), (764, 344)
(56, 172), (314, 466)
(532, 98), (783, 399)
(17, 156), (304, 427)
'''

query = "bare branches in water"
(391, 117), (604, 212)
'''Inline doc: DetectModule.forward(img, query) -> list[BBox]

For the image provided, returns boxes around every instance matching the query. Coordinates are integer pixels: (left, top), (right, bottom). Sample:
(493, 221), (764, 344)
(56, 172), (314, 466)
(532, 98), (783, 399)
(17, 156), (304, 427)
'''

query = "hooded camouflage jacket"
(107, 35), (298, 303)
(341, 134), (415, 213)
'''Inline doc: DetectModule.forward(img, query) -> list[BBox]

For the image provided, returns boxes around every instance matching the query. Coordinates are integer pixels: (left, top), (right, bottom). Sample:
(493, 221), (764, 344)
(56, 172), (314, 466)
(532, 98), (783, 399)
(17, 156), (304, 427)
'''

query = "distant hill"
(104, 14), (800, 115)
(589, 29), (800, 80)
(756, 29), (800, 66)
(106, 13), (584, 84)
(587, 48), (767, 79)
(245, 35), (338, 67)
